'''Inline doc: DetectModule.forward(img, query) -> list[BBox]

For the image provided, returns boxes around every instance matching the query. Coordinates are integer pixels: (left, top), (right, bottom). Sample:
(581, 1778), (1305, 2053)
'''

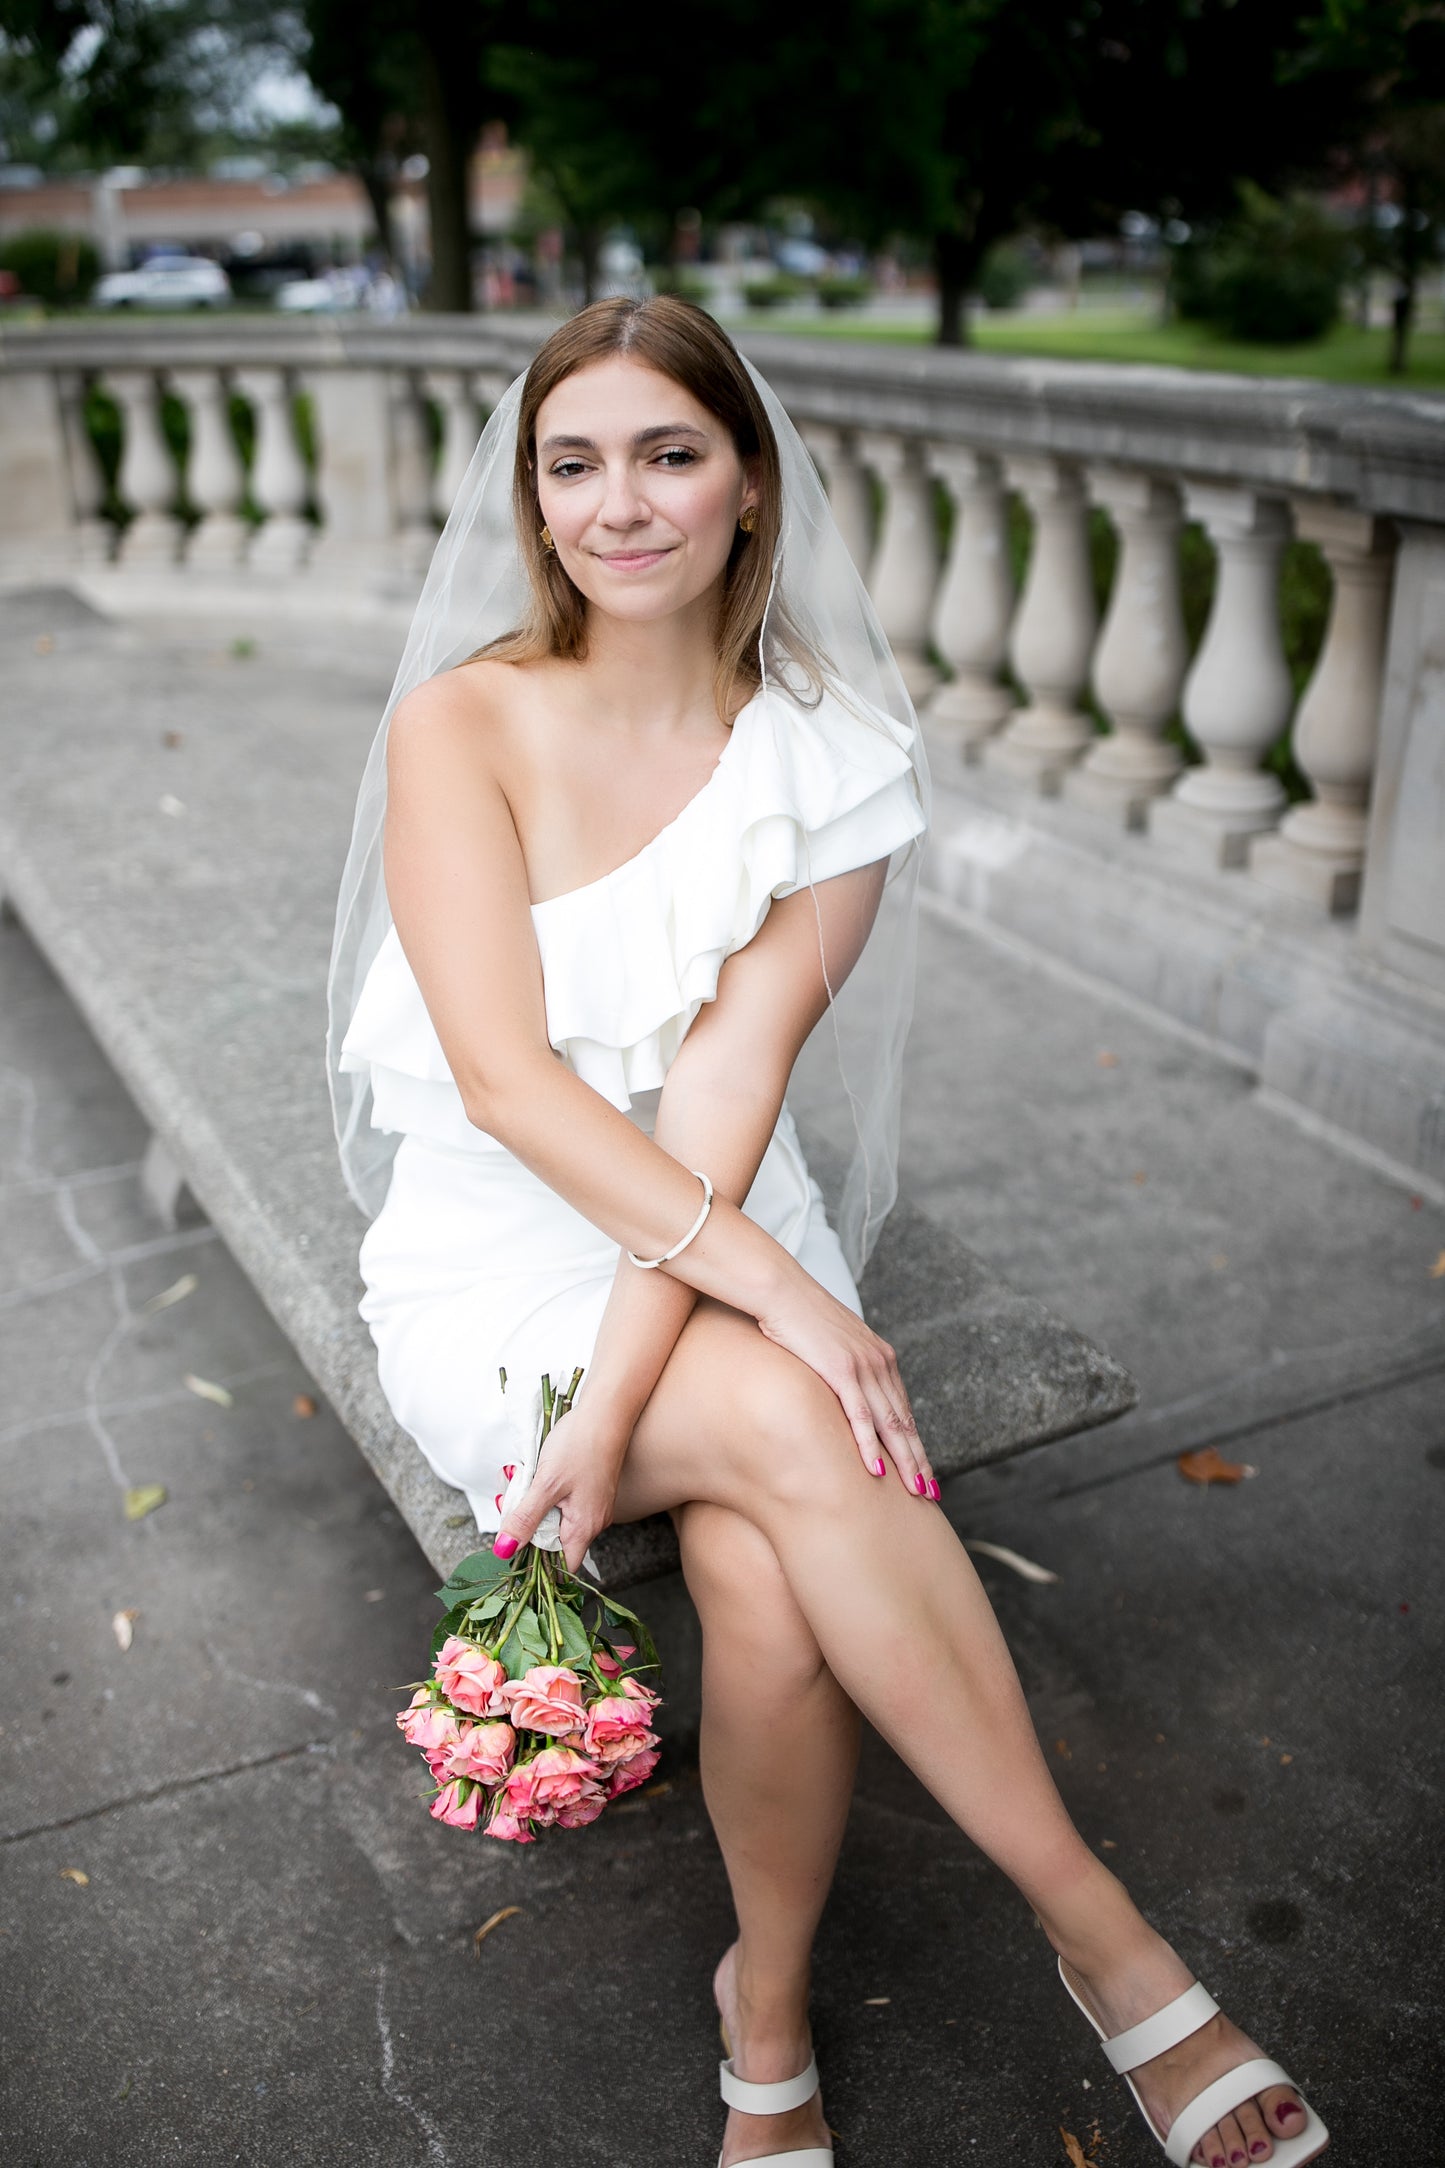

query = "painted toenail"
(1251, 2147), (1268, 2159)
(1231, 2153), (1246, 2164)
(1275, 2104), (1302, 2123)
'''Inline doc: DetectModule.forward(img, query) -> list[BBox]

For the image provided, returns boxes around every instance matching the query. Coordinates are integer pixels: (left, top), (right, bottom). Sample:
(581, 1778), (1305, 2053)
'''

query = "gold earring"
(540, 525), (555, 552)
(738, 506), (757, 534)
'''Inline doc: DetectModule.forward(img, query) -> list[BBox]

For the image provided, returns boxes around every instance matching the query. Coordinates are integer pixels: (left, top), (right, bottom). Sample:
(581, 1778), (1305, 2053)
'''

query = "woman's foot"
(1058, 1932), (1324, 2165)
(714, 1942), (833, 2165)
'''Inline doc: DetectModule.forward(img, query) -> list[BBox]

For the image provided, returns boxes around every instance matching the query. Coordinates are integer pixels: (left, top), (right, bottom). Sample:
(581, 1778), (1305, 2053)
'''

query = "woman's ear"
(740, 452), (762, 518)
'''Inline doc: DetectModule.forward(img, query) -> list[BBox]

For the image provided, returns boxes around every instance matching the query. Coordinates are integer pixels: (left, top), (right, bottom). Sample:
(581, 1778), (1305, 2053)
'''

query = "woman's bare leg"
(676, 1501), (858, 2166)
(619, 1303), (1316, 2167)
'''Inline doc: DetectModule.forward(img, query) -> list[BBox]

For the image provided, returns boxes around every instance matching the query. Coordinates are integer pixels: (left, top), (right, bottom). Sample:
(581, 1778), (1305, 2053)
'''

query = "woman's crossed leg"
(615, 1301), (1315, 2167)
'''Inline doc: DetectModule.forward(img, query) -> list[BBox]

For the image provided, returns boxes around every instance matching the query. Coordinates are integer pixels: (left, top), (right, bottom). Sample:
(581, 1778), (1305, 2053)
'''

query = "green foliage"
(815, 273), (873, 310)
(742, 273), (806, 309)
(0, 229), (98, 307)
(649, 267), (710, 306)
(1170, 185), (1350, 344)
(975, 241), (1032, 312)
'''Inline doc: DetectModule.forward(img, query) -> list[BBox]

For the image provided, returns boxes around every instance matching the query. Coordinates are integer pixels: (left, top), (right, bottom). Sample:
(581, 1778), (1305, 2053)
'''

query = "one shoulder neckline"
(528, 684), (762, 916)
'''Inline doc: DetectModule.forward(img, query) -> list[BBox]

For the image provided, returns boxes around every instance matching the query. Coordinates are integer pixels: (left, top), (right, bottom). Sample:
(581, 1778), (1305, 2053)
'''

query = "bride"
(326, 297), (1327, 2168)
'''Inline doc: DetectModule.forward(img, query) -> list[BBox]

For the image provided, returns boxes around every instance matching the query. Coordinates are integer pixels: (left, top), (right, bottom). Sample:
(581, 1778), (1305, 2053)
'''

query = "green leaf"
(555, 1605), (591, 1667)
(123, 1483), (167, 1521)
(515, 1606), (548, 1663)
(435, 1549), (512, 1609)
(465, 1590), (509, 1625)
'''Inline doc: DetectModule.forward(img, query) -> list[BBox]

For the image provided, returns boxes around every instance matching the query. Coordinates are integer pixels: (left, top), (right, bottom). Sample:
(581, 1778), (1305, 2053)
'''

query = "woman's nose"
(597, 464), (649, 528)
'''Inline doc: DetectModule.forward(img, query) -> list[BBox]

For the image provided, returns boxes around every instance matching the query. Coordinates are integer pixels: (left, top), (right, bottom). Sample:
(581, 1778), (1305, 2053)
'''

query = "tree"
(1288, 1), (1445, 372)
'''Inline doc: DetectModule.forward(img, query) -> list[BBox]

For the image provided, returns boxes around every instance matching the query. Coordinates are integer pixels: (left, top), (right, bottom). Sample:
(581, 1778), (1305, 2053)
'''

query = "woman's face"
(533, 356), (758, 628)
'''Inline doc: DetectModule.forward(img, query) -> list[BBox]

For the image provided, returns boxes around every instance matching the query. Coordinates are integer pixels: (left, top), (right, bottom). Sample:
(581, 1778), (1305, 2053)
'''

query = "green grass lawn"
(754, 304), (1445, 390)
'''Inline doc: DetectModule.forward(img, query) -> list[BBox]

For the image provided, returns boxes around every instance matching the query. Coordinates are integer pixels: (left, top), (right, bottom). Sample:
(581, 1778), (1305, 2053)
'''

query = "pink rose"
(484, 1808), (535, 1844)
(422, 1744), (454, 1782)
(445, 1721), (516, 1787)
(554, 1788), (608, 1829)
(583, 1693), (660, 1765)
(528, 1744), (605, 1818)
(433, 1637), (508, 1718)
(429, 1777), (480, 1831)
(399, 1691), (462, 1757)
(607, 1745), (660, 1799)
(594, 1641), (636, 1679)
(503, 1664), (586, 1736)
(499, 1755), (546, 1822)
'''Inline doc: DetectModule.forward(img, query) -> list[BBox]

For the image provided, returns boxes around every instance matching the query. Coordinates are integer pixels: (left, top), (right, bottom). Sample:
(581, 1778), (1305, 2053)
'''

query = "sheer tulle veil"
(324, 341), (931, 1280)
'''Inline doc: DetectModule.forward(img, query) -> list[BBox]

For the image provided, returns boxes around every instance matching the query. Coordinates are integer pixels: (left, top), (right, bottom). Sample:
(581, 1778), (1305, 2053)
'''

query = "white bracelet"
(627, 1171), (714, 1270)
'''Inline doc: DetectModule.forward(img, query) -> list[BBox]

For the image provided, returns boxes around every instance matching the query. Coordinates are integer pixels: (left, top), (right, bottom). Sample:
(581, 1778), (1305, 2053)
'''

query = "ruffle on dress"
(337, 680), (925, 1154)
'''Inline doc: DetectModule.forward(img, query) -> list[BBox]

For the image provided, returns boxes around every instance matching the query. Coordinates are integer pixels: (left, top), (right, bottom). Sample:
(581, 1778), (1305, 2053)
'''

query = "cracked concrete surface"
(2, 691), (1444, 2160)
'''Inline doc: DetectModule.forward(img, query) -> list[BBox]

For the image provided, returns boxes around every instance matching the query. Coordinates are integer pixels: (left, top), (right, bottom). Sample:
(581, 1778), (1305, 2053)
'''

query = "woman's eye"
(655, 447), (698, 467)
(550, 458), (589, 479)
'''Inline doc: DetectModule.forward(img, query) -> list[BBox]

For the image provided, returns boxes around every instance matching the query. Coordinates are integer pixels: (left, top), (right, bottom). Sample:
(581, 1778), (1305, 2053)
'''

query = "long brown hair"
(475, 297), (804, 719)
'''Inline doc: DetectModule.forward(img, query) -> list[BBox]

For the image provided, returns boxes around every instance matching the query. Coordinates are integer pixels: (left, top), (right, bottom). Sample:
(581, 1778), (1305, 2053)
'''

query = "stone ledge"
(922, 737), (1445, 1197)
(0, 587), (1135, 1592)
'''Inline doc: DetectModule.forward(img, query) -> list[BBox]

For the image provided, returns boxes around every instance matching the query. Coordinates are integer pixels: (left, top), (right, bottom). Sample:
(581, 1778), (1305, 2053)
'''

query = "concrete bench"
(0, 585), (1135, 1595)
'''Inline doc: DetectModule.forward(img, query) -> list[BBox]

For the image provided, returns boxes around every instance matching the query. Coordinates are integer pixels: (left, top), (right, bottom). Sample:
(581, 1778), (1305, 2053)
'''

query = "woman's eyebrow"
(539, 423), (710, 453)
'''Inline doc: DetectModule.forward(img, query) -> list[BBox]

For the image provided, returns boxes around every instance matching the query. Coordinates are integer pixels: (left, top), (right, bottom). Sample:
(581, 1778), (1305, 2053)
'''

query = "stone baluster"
(924, 444), (1016, 751)
(474, 367), (513, 416)
(1149, 487), (1292, 867)
(859, 431), (939, 701)
(1065, 467), (1188, 824)
(983, 454), (1097, 789)
(390, 369), (436, 575)
(424, 369), (481, 524)
(54, 369), (111, 562)
(232, 368), (311, 570)
(1250, 503), (1395, 913)
(169, 367), (248, 567)
(104, 370), (184, 565)
(801, 422), (874, 576)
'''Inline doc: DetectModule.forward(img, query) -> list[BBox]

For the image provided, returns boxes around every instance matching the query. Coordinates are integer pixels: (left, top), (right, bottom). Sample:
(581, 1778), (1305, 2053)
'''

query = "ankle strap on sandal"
(718, 2054), (820, 2114)
(1102, 1981), (1220, 2073)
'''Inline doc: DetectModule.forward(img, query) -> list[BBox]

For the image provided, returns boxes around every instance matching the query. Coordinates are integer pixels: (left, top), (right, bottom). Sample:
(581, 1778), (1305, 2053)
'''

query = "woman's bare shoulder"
(386, 656), (556, 788)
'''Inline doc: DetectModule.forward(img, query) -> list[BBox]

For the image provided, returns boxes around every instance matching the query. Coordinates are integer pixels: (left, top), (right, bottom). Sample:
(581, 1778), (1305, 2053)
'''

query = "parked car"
(92, 255), (231, 310)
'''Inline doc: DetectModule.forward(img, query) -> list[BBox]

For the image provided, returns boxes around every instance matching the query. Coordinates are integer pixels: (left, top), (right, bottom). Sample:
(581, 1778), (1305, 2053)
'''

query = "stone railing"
(3, 313), (1443, 1006)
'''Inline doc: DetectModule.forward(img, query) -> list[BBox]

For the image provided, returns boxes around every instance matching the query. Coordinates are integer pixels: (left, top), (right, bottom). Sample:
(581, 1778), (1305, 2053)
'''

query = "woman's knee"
(723, 1339), (857, 1509)
(677, 1503), (829, 1694)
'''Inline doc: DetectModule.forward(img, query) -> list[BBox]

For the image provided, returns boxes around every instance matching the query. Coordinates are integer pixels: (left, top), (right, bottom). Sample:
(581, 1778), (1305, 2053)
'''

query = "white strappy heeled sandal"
(716, 2041), (834, 2167)
(1059, 1956), (1328, 2166)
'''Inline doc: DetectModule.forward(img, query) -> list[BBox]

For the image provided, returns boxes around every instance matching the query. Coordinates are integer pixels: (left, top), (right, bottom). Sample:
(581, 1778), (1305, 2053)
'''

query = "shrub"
(976, 241), (1032, 312)
(816, 274), (872, 311)
(1168, 186), (1348, 344)
(0, 229), (100, 308)
(742, 273), (805, 309)
(648, 268), (709, 306)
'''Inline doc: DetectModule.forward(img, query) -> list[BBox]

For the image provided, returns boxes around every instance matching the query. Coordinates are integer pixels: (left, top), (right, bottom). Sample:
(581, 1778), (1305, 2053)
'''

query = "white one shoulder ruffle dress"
(339, 680), (925, 1538)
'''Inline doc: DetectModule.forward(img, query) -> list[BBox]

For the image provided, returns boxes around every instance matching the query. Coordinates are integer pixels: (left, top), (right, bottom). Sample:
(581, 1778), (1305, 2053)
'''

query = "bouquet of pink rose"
(396, 1367), (662, 1843)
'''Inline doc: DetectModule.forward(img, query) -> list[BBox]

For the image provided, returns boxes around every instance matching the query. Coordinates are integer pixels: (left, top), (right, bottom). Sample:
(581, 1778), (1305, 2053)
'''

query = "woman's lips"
(595, 547), (674, 571)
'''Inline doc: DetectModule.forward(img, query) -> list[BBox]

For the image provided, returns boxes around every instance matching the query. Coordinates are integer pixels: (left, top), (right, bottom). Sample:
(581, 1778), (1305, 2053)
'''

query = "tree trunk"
(1387, 174), (1426, 378)
(415, 19), (478, 313)
(578, 223), (602, 307)
(934, 230), (976, 348)
(356, 156), (398, 271)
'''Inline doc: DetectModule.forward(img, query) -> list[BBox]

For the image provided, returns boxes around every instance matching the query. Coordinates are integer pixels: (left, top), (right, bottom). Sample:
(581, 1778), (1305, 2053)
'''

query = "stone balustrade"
(2, 316), (1443, 1012)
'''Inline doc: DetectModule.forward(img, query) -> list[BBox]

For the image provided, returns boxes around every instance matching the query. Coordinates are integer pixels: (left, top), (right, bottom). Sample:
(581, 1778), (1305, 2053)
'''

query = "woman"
(326, 298), (1326, 2168)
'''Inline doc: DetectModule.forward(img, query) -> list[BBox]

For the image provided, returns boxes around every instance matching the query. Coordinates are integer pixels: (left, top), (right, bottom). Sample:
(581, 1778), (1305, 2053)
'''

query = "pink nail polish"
(1251, 2146), (1268, 2159)
(928, 1478), (942, 1501)
(873, 1457), (885, 1477)
(1231, 2152), (1246, 2164)
(492, 1533), (519, 1560)
(913, 1471), (928, 1495)
(1275, 2105), (1302, 2124)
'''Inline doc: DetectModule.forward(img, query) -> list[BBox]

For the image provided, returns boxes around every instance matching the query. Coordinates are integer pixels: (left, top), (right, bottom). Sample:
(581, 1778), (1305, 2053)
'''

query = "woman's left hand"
(492, 1404), (631, 1575)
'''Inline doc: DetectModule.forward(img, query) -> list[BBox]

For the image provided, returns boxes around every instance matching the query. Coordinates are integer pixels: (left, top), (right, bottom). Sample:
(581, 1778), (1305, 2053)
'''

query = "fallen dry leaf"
(473, 1905), (522, 1954)
(1054, 1738), (1072, 1760)
(143, 1272), (197, 1314)
(1060, 2126), (1092, 2168)
(1280, 1752), (1293, 1766)
(162, 729), (184, 748)
(35, 633), (54, 655)
(863, 1996), (890, 2006)
(640, 1778), (673, 1798)
(1177, 1446), (1256, 1486)
(1208, 1253), (1229, 1271)
(444, 1513), (470, 1528)
(123, 1484), (167, 1521)
(59, 1868), (89, 1886)
(1430, 1250), (1445, 1279)
(292, 1393), (317, 1418)
(112, 1608), (138, 1651)
(1100, 1838), (1118, 1850)
(1096, 1050), (1119, 1068)
(184, 1373), (233, 1408)
(965, 1538), (1059, 1584)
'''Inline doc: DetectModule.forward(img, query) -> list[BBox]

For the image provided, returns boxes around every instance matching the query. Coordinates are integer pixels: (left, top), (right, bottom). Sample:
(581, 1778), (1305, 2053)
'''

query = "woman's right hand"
(755, 1273), (937, 1498)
